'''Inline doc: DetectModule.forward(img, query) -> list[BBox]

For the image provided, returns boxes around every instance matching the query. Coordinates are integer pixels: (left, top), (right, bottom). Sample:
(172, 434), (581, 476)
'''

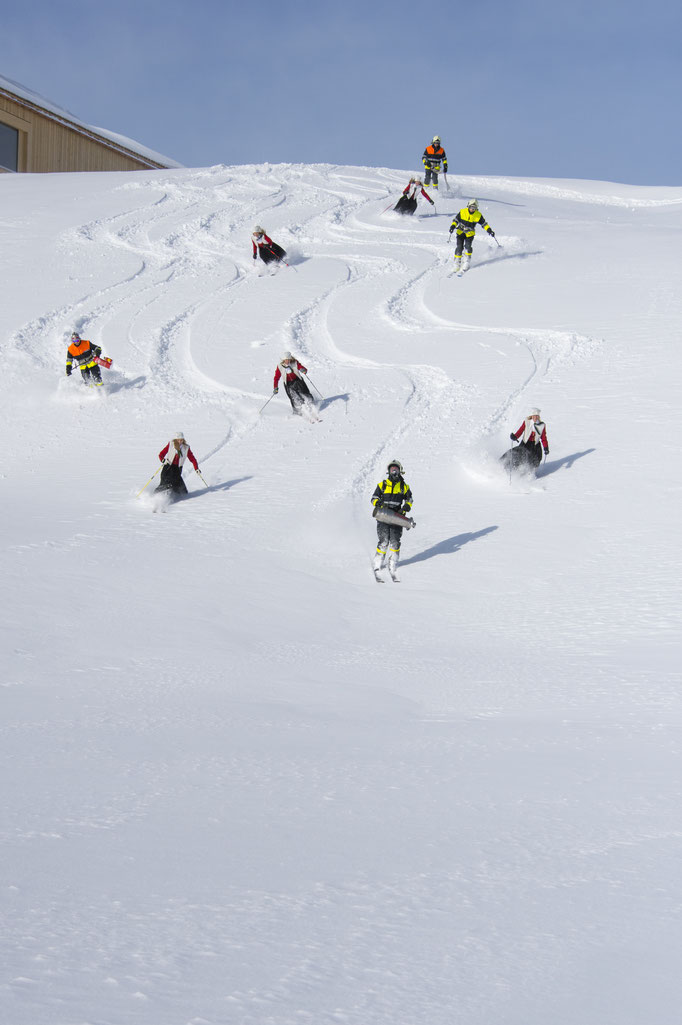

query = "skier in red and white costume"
(273, 352), (314, 415)
(394, 177), (435, 215)
(509, 409), (549, 470)
(252, 226), (286, 265)
(155, 431), (201, 497)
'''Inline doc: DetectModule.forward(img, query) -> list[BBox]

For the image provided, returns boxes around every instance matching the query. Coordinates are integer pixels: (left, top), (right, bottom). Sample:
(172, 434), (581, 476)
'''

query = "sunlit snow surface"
(1, 163), (682, 1025)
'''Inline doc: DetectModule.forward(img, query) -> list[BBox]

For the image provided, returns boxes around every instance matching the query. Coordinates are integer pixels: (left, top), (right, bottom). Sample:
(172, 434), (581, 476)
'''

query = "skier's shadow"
(319, 393), (351, 412)
(472, 249), (543, 270)
(185, 475), (253, 500)
(107, 375), (146, 394)
(401, 525), (498, 566)
(537, 449), (595, 477)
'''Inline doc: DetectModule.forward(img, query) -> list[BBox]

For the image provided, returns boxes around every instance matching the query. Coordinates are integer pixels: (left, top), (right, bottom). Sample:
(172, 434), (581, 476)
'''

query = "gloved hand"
(374, 499), (383, 509)
(449, 226), (454, 234)
(510, 432), (517, 442)
(253, 253), (257, 260)
(544, 448), (549, 456)
(273, 387), (278, 394)
(430, 200), (435, 206)
(488, 229), (496, 237)
(66, 366), (72, 376)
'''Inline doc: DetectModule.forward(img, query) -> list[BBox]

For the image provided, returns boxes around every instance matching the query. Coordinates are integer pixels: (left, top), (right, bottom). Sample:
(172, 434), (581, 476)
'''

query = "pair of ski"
(294, 401), (322, 424)
(374, 566), (400, 584)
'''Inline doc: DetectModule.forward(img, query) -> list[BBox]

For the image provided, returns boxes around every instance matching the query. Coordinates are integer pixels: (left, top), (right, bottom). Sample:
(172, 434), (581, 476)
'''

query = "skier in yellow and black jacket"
(371, 460), (413, 579)
(448, 199), (496, 272)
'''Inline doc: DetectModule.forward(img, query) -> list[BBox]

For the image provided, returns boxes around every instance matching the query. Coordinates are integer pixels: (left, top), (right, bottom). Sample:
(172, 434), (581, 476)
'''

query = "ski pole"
(259, 392), (276, 415)
(137, 465), (161, 497)
(305, 376), (324, 399)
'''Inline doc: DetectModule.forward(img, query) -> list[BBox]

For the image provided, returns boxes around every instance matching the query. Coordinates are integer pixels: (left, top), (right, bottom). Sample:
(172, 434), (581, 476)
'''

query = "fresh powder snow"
(1, 163), (681, 1025)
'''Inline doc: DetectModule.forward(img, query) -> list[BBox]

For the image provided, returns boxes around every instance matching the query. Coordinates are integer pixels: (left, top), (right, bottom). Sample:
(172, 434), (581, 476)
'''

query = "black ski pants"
(80, 363), (102, 385)
(454, 232), (474, 257)
(285, 378), (313, 413)
(258, 243), (286, 265)
(502, 442), (542, 473)
(155, 464), (188, 495)
(376, 522), (403, 554)
(424, 166), (440, 187)
(394, 196), (417, 215)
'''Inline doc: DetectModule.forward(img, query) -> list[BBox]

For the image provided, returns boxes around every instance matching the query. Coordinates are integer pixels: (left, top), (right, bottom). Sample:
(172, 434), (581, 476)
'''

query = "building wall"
(0, 91), (168, 173)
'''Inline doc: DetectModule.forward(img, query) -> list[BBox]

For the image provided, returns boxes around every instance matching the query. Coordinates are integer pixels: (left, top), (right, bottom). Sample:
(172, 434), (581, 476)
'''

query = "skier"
(252, 226), (286, 266)
(504, 409), (549, 472)
(65, 331), (103, 387)
(422, 135), (448, 189)
(273, 352), (315, 415)
(394, 176), (436, 216)
(448, 199), (496, 272)
(155, 431), (202, 498)
(371, 460), (414, 581)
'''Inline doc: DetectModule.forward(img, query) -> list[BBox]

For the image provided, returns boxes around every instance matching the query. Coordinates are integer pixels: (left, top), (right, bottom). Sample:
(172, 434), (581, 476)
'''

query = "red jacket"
(274, 359), (307, 389)
(403, 180), (434, 205)
(158, 441), (199, 471)
(512, 418), (548, 452)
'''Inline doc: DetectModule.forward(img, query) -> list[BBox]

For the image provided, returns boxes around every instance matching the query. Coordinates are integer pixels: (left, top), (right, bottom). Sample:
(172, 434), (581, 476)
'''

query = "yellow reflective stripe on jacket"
(450, 208), (487, 236)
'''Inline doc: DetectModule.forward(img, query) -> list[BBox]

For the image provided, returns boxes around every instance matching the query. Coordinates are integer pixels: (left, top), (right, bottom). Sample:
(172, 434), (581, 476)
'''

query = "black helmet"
(71, 331), (80, 340)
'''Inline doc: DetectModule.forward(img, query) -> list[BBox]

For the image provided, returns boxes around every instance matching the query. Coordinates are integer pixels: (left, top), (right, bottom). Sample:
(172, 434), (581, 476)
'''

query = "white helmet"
(253, 225), (264, 235)
(432, 135), (441, 145)
(387, 459), (404, 475)
(281, 351), (293, 362)
(467, 199), (479, 212)
(175, 430), (186, 440)
(412, 175), (423, 184)
(529, 408), (541, 418)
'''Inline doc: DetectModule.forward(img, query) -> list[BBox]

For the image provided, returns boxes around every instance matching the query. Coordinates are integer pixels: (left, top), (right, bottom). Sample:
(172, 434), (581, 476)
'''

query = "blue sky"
(2, 0), (681, 184)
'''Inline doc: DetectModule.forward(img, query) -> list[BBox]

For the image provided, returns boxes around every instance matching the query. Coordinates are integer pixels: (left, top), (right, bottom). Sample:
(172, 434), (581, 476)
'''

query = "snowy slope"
(1, 163), (682, 1025)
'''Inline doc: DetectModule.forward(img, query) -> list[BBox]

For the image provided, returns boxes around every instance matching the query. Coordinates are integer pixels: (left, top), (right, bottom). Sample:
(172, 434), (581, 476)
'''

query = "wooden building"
(1, 76), (179, 174)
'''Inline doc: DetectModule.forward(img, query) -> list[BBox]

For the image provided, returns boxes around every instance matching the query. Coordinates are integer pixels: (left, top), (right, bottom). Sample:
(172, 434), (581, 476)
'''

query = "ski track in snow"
(8, 164), (603, 510)
(5, 164), (608, 577)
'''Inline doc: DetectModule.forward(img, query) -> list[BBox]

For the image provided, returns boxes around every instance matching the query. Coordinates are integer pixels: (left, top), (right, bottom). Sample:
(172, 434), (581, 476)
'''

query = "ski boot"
(387, 552), (400, 582)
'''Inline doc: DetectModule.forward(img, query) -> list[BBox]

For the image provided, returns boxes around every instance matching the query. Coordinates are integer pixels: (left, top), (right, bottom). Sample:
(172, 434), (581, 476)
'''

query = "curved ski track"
(10, 164), (599, 529)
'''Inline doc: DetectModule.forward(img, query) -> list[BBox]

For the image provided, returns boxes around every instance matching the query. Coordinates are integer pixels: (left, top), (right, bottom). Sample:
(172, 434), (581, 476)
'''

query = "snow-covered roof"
(0, 73), (182, 169)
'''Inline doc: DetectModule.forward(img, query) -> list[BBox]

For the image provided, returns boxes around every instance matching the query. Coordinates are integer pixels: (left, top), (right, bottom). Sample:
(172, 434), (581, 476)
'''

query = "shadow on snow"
(106, 375), (147, 394)
(536, 449), (596, 477)
(319, 393), (351, 412)
(184, 475), (254, 500)
(401, 525), (498, 566)
(471, 249), (543, 270)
